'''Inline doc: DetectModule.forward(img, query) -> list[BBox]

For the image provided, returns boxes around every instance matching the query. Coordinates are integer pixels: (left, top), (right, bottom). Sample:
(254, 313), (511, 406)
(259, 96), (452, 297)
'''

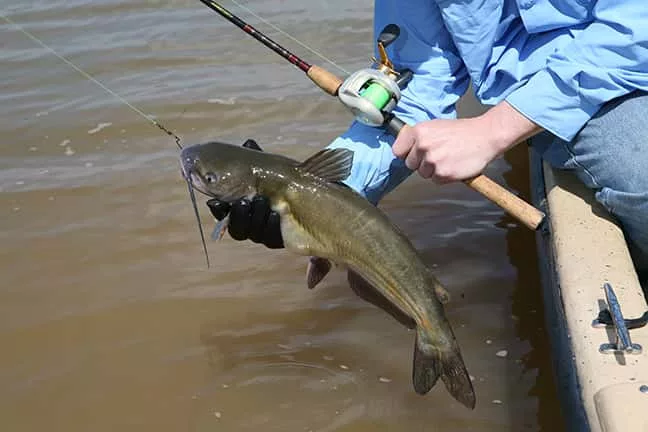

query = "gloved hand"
(207, 195), (284, 249)
(206, 139), (284, 249)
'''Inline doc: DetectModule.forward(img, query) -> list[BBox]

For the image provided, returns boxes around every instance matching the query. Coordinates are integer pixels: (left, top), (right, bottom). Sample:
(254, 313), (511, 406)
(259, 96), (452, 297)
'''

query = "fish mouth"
(184, 171), (214, 198)
(180, 150), (217, 199)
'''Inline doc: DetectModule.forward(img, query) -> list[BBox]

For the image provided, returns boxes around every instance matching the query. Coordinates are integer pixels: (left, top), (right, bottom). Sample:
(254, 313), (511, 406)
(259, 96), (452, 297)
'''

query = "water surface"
(0, 1), (563, 430)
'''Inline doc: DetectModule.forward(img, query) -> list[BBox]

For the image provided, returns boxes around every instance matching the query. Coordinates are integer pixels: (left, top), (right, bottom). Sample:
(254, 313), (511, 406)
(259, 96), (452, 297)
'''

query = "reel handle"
(384, 114), (545, 230)
(377, 24), (400, 48)
(395, 69), (413, 89)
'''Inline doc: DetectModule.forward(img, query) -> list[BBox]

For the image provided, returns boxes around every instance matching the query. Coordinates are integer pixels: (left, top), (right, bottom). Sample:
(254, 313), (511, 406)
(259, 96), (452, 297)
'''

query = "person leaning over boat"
(208, 0), (648, 278)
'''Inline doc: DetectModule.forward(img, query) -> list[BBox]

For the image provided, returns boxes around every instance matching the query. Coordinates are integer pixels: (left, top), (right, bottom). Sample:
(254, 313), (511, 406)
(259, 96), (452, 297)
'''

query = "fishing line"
(1, 11), (217, 265)
(0, 12), (183, 149)
(221, 0), (350, 76)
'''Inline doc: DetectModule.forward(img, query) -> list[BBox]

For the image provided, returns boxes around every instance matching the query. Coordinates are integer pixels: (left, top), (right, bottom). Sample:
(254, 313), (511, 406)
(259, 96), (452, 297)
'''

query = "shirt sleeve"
(326, 0), (469, 203)
(506, 0), (648, 141)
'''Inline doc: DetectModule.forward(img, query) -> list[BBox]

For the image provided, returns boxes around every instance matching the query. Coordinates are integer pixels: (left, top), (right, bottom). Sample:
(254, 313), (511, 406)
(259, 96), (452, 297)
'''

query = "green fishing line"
(360, 83), (391, 110)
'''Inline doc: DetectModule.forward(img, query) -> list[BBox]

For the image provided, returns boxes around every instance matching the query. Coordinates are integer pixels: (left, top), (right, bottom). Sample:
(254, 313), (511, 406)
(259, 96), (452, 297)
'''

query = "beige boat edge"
(533, 153), (648, 432)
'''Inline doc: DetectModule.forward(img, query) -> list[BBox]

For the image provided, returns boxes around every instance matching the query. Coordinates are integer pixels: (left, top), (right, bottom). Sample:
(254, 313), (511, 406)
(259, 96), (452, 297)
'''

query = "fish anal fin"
(298, 148), (353, 182)
(347, 270), (415, 329)
(307, 257), (332, 289)
(413, 330), (476, 409)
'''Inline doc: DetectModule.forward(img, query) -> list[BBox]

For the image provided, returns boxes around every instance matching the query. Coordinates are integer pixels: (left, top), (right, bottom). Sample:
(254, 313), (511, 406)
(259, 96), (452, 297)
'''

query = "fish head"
(180, 141), (256, 201)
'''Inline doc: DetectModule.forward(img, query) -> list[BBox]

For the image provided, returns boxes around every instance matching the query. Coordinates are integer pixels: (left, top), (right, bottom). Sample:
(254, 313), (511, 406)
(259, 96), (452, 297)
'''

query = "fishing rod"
(200, 0), (545, 230)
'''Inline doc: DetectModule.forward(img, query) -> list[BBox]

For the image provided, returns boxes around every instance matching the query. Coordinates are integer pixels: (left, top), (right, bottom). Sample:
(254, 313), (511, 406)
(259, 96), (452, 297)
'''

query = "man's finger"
(249, 196), (271, 243)
(228, 198), (252, 240)
(391, 124), (415, 159)
(264, 212), (284, 249)
(206, 199), (231, 221)
(404, 146), (423, 171)
(418, 160), (436, 179)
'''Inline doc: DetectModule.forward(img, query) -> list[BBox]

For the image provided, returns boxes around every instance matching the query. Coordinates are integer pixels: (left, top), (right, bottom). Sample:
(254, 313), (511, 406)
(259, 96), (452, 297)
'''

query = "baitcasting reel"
(338, 24), (412, 127)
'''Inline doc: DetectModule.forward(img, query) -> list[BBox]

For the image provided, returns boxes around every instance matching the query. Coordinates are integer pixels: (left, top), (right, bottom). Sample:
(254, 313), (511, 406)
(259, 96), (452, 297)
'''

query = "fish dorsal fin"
(298, 148), (354, 182)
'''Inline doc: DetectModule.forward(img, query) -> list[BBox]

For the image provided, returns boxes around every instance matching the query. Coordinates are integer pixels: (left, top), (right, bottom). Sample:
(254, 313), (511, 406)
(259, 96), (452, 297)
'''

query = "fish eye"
(204, 172), (219, 184)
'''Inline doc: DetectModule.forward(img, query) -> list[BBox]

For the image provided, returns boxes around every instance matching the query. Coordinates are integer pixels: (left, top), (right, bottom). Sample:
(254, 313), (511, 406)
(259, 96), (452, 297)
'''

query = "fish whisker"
(185, 176), (211, 268)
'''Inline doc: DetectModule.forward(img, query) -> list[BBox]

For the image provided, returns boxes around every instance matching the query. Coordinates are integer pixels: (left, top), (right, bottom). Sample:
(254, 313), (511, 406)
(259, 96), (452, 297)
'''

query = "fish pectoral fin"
(413, 330), (475, 409)
(347, 270), (415, 329)
(298, 148), (353, 182)
(211, 215), (230, 241)
(307, 257), (332, 289)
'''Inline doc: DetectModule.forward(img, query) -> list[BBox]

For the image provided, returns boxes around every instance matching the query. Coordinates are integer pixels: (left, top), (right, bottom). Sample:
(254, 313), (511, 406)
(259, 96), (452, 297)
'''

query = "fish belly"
(273, 183), (433, 324)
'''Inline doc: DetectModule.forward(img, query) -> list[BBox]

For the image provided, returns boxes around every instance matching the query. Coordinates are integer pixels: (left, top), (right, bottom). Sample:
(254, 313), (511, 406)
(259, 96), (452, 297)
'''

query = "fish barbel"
(180, 141), (475, 409)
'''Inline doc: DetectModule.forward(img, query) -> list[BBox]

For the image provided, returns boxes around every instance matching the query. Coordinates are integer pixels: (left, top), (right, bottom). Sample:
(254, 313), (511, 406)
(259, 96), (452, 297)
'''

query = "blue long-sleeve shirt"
(328, 0), (648, 204)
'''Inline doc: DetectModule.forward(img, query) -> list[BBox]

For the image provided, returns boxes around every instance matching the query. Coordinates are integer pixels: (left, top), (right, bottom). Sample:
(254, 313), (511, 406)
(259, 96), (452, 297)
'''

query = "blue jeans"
(532, 91), (648, 274)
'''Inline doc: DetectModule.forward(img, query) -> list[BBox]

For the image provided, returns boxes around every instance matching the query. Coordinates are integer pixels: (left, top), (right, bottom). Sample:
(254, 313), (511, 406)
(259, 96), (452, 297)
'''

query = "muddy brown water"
(1, 1), (564, 430)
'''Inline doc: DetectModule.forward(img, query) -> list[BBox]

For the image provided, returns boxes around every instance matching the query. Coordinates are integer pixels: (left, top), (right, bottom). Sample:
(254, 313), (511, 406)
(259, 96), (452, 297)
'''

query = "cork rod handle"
(464, 175), (544, 230)
(306, 65), (343, 96)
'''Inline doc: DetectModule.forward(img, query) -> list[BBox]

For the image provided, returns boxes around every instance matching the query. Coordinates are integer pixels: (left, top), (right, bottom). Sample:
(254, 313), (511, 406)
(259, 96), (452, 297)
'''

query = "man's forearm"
(482, 101), (544, 155)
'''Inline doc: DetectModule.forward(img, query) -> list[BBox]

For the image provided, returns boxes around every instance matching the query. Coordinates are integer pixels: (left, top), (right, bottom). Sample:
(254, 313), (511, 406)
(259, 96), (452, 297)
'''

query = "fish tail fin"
(413, 329), (476, 409)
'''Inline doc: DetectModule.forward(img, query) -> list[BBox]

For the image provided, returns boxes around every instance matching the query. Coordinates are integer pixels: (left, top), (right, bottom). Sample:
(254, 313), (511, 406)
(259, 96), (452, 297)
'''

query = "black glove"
(206, 139), (284, 249)
(207, 196), (284, 249)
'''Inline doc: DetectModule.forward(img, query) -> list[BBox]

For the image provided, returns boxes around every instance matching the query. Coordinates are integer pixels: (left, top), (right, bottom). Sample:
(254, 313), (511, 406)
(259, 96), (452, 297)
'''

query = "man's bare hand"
(392, 101), (543, 183)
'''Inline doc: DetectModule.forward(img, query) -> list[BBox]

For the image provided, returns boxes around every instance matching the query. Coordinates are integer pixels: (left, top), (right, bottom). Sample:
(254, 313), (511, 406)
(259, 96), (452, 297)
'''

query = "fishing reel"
(338, 24), (412, 127)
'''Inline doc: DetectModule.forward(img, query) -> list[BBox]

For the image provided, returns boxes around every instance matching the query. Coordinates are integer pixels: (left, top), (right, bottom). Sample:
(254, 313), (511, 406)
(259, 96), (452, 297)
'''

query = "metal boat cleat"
(592, 283), (644, 355)
(594, 309), (648, 330)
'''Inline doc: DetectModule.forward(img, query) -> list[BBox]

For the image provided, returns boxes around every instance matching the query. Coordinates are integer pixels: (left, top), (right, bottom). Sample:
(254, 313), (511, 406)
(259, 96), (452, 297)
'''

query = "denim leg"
(534, 91), (648, 273)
